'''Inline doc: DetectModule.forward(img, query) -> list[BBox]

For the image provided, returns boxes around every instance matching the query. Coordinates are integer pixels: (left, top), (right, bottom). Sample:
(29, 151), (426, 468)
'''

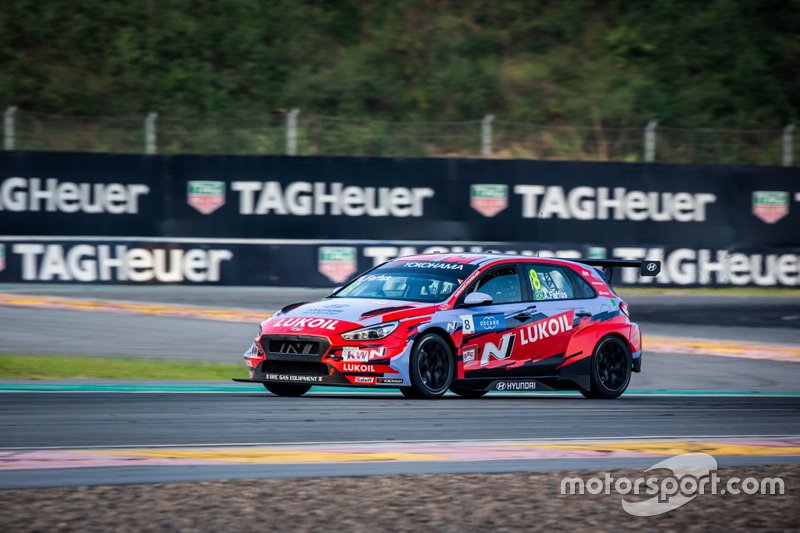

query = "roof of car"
(394, 252), (586, 268)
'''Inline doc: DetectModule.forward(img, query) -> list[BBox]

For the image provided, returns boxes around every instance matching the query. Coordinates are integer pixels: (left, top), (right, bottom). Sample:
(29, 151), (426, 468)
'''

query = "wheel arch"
(418, 326), (457, 359)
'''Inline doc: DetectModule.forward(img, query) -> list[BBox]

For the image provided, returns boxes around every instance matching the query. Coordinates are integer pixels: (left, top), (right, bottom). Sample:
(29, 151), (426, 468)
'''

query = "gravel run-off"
(1, 465), (797, 532)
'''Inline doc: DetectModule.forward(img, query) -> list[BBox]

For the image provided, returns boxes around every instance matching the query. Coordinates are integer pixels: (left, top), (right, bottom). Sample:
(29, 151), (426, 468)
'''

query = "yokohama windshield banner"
(1, 151), (799, 247)
(0, 238), (797, 287)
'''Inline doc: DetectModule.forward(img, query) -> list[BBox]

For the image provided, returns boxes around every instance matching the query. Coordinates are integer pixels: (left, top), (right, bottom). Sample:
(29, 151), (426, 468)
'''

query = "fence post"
(4, 106), (17, 151)
(783, 124), (795, 167)
(144, 112), (158, 154)
(287, 108), (300, 156)
(644, 120), (657, 162)
(481, 114), (494, 158)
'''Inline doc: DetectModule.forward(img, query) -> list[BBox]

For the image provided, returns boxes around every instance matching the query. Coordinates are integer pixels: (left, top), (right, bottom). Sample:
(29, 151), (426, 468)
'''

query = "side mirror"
(463, 292), (493, 307)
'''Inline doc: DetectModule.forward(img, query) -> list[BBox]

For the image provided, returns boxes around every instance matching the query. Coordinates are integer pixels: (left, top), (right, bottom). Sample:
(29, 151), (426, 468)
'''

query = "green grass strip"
(0, 354), (245, 381)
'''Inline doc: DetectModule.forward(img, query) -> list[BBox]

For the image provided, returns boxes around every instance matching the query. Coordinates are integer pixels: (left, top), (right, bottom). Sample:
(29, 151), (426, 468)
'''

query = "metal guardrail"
(2, 107), (796, 166)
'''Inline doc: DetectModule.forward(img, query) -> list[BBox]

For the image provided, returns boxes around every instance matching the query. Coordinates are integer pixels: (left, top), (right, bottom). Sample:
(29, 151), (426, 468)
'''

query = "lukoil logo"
(187, 181), (226, 214)
(318, 247), (357, 284)
(561, 452), (785, 516)
(470, 184), (508, 217)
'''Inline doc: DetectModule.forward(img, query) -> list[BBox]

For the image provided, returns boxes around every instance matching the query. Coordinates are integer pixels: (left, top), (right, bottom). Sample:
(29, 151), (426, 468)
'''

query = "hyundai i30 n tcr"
(235, 253), (660, 399)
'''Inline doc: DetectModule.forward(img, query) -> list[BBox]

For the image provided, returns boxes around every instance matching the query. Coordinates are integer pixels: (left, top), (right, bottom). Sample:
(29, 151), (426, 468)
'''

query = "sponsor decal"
(470, 184), (508, 217)
(354, 376), (376, 384)
(300, 303), (350, 316)
(460, 313), (505, 335)
(495, 381), (538, 391)
(752, 191), (789, 223)
(0, 243), (4, 272)
(264, 373), (323, 383)
(272, 318), (340, 331)
(513, 185), (716, 222)
(519, 313), (573, 345)
(230, 181), (434, 217)
(318, 246), (357, 284)
(342, 347), (386, 361)
(480, 333), (516, 366)
(377, 377), (404, 384)
(11, 244), (232, 282)
(187, 181), (226, 214)
(402, 261), (464, 270)
(0, 177), (150, 214)
(342, 363), (376, 373)
(446, 321), (458, 333)
(462, 344), (478, 363)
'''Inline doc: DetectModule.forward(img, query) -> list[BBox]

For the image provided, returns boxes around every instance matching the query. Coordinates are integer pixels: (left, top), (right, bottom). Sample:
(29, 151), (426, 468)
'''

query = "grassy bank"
(0, 355), (243, 381)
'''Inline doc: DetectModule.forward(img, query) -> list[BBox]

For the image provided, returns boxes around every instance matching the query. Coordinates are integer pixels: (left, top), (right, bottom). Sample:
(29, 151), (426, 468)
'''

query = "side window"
(474, 267), (521, 304)
(524, 264), (574, 301)
(565, 269), (597, 299)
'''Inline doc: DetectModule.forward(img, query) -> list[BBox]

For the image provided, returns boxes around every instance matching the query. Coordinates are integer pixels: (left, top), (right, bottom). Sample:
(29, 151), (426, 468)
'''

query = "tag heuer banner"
(0, 151), (798, 249)
(0, 237), (797, 287)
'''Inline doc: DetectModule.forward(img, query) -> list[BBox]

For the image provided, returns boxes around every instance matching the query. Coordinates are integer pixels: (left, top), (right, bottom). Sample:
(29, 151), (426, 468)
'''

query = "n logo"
(480, 333), (516, 366)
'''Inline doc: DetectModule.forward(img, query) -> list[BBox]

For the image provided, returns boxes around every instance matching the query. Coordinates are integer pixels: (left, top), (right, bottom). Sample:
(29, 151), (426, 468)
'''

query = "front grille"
(259, 335), (330, 361)
(267, 339), (321, 356)
(262, 360), (329, 377)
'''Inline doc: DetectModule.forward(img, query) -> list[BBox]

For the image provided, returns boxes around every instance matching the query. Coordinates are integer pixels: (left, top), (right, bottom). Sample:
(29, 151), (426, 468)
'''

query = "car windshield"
(334, 260), (479, 303)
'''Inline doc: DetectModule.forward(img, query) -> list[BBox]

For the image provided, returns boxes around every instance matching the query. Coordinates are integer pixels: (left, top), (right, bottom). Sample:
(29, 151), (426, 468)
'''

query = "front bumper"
(242, 334), (412, 387)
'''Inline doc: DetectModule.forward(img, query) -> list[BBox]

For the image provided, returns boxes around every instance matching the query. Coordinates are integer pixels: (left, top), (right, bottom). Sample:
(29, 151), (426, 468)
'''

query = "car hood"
(262, 298), (437, 335)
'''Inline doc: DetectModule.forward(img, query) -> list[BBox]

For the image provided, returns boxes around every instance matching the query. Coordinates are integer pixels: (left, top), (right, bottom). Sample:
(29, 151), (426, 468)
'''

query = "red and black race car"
(235, 253), (660, 399)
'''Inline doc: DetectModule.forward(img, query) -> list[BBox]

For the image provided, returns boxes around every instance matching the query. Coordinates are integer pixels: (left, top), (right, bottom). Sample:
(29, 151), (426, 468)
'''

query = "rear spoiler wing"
(573, 258), (661, 284)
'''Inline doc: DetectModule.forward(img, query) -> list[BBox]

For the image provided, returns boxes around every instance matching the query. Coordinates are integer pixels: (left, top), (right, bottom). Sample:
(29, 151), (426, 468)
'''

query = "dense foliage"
(1, 0), (798, 128)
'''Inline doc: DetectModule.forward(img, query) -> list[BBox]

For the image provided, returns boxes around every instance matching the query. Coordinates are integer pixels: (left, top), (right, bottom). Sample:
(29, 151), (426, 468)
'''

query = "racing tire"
(263, 383), (312, 397)
(406, 333), (454, 399)
(449, 385), (489, 398)
(580, 336), (632, 400)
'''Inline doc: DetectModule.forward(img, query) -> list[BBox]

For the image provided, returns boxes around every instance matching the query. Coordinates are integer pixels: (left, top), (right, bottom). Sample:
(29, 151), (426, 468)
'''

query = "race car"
(234, 253), (660, 399)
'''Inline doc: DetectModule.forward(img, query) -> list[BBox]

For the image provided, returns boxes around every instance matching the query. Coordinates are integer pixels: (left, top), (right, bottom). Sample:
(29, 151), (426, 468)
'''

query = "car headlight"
(341, 321), (399, 341)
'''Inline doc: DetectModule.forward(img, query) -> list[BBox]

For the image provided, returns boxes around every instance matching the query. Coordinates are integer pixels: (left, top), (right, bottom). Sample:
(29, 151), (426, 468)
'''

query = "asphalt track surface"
(0, 284), (799, 488)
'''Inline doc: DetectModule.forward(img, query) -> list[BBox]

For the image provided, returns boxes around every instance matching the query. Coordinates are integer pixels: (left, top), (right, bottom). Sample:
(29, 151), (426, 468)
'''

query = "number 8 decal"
(529, 268), (542, 290)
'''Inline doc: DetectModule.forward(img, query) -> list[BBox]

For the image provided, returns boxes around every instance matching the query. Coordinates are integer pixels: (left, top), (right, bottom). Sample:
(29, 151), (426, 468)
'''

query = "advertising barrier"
(2, 151), (799, 246)
(0, 238), (797, 287)
(1, 151), (798, 286)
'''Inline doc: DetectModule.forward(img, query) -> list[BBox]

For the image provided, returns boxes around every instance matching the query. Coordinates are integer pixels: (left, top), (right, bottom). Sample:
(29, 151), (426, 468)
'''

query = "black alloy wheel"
(581, 336), (632, 399)
(405, 334), (454, 399)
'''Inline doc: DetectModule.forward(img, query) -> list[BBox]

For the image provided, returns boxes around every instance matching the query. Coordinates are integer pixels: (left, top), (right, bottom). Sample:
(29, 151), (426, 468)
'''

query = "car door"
(516, 261), (599, 375)
(458, 264), (537, 378)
